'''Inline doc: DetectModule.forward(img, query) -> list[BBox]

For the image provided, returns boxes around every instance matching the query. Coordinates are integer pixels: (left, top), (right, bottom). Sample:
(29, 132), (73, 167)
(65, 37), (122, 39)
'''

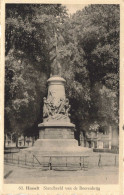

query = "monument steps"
(21, 141), (92, 156)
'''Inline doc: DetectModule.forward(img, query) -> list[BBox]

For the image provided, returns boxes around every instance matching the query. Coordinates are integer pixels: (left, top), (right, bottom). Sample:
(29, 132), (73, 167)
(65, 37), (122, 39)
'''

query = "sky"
(64, 4), (87, 14)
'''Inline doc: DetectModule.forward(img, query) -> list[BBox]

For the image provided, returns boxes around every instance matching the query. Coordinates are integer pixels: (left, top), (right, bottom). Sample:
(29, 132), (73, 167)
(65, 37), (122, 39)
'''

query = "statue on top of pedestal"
(50, 58), (62, 77)
(42, 29), (71, 122)
(50, 30), (63, 77)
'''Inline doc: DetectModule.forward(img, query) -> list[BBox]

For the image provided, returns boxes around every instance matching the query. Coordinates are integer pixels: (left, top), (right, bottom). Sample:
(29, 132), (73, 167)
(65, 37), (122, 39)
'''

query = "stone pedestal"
(39, 127), (74, 139)
(38, 122), (75, 139)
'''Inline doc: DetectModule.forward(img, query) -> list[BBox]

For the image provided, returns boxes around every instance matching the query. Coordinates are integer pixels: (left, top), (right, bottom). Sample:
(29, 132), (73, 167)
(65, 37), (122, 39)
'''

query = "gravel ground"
(4, 163), (118, 184)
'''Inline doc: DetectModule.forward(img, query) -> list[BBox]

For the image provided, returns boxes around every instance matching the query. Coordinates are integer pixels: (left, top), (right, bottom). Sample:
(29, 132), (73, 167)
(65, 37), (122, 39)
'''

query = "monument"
(24, 58), (90, 158)
(23, 33), (91, 161)
(34, 74), (78, 155)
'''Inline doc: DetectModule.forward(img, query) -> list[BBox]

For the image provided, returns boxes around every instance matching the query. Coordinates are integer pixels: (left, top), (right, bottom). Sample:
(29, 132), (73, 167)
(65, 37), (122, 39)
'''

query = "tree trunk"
(4, 134), (6, 149)
(16, 134), (18, 148)
(24, 136), (26, 146)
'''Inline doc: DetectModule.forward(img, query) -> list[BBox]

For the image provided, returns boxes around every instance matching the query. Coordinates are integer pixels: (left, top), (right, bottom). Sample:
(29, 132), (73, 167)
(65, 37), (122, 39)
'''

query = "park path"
(4, 164), (118, 184)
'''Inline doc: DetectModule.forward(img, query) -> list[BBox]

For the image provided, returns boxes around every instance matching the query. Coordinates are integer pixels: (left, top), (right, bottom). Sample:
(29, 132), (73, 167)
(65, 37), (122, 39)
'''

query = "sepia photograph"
(2, 2), (122, 192)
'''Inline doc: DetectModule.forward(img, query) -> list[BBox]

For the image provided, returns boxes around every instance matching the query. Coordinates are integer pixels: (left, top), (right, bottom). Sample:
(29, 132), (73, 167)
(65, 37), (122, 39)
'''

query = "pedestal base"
(39, 127), (74, 139)
(21, 124), (91, 168)
(23, 138), (91, 156)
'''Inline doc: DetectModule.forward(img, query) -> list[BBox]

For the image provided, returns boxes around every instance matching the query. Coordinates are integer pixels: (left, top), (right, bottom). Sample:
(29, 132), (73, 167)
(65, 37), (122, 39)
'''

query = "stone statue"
(43, 97), (52, 118)
(57, 98), (66, 114)
(50, 29), (62, 77)
(51, 58), (62, 76)
(43, 97), (49, 118)
(43, 95), (71, 122)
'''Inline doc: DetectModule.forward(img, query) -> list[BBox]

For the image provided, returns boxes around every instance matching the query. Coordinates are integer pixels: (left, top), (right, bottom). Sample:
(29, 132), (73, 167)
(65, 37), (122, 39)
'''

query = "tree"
(67, 4), (119, 133)
(5, 4), (68, 143)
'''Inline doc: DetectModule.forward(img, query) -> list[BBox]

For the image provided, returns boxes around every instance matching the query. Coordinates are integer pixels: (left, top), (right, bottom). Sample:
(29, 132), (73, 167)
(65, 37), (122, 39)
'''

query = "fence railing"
(4, 153), (89, 170)
(4, 153), (118, 170)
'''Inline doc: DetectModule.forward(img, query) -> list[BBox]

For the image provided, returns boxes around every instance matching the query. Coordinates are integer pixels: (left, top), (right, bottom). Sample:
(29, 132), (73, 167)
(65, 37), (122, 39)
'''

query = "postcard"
(0, 0), (123, 194)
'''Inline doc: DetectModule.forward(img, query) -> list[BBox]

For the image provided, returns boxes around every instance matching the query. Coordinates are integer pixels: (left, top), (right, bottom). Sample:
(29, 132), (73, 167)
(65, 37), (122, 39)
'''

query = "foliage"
(5, 49), (47, 137)
(89, 121), (100, 132)
(5, 4), (67, 138)
(67, 4), (119, 133)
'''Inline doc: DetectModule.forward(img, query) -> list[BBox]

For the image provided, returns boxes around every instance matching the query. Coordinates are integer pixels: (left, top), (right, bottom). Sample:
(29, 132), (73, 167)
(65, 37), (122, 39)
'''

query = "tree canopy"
(5, 4), (119, 140)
